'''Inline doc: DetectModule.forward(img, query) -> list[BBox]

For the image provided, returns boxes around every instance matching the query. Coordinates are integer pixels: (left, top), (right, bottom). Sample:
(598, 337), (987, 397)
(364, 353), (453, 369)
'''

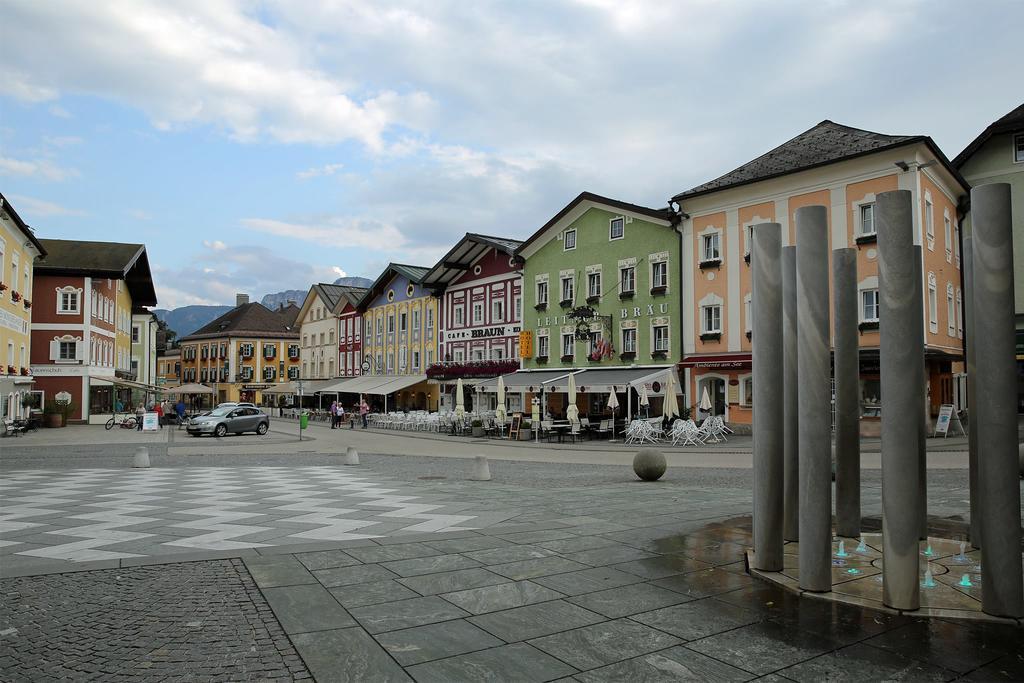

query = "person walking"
(154, 401), (164, 429)
(135, 402), (145, 431)
(330, 400), (338, 429)
(175, 399), (186, 424)
(359, 397), (369, 429)
(338, 401), (346, 428)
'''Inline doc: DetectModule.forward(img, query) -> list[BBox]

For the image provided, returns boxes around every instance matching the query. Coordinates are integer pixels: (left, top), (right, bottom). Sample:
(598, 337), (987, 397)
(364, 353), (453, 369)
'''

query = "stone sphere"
(633, 449), (667, 481)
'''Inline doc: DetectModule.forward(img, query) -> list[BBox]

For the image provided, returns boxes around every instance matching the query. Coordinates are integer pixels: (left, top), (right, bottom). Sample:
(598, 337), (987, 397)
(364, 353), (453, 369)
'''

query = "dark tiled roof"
(953, 103), (1024, 168)
(515, 191), (672, 256)
(334, 286), (368, 312)
(181, 302), (299, 341)
(391, 263), (430, 283)
(673, 121), (923, 201)
(423, 233), (524, 288)
(37, 238), (146, 274)
(468, 233), (524, 254)
(276, 302), (301, 328)
(0, 193), (46, 256)
(357, 263), (432, 310)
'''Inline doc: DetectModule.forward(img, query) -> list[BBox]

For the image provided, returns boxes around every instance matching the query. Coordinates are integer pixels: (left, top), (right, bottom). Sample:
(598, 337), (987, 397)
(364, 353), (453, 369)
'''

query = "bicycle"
(105, 414), (138, 430)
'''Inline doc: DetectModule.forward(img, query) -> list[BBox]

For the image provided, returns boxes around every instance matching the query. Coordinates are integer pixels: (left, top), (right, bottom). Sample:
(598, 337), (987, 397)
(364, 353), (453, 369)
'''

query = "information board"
(933, 404), (964, 437)
(142, 412), (160, 431)
(509, 413), (522, 441)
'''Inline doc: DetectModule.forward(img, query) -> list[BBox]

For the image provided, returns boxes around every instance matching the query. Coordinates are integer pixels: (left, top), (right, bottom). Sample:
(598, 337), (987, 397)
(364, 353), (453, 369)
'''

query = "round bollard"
(470, 455), (491, 481)
(344, 447), (360, 466)
(133, 446), (151, 469)
(633, 449), (666, 481)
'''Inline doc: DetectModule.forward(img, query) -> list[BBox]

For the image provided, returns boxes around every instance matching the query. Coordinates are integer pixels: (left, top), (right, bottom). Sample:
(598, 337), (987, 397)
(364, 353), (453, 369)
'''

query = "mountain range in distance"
(154, 276), (373, 338)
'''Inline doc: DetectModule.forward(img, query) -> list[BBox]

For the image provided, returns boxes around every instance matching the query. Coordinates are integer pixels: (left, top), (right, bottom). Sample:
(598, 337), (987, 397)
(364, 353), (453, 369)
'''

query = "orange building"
(672, 121), (968, 431)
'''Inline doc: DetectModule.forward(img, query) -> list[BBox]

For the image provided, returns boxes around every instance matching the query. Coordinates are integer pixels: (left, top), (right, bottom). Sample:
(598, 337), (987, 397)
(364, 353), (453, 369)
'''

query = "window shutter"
(49, 339), (60, 361)
(75, 341), (84, 361)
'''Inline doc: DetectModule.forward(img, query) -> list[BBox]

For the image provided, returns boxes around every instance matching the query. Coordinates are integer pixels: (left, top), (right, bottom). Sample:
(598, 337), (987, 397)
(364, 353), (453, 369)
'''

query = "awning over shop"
(368, 374), (428, 396)
(548, 366), (679, 395)
(95, 377), (169, 393)
(264, 379), (336, 395)
(318, 374), (428, 396)
(478, 369), (576, 393)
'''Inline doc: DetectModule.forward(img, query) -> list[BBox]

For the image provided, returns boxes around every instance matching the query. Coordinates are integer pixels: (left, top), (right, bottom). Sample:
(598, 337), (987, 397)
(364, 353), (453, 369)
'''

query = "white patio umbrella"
(639, 384), (650, 417)
(566, 373), (579, 423)
(662, 372), (679, 421)
(699, 385), (713, 415)
(607, 389), (619, 441)
(495, 376), (507, 424)
(454, 378), (466, 419)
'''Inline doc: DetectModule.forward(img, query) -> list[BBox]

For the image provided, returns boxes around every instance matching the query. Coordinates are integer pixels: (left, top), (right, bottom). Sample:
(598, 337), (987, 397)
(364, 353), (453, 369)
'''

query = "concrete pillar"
(962, 233), (980, 549)
(344, 447), (360, 465)
(970, 183), (1024, 619)
(795, 206), (832, 592)
(133, 446), (151, 468)
(876, 189), (920, 611)
(471, 455), (492, 481)
(832, 248), (860, 538)
(915, 246), (930, 539)
(782, 246), (799, 542)
(752, 222), (784, 571)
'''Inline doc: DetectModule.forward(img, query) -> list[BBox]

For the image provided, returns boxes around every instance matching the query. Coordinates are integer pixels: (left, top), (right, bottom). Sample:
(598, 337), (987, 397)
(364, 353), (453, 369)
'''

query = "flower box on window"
(858, 321), (879, 332)
(746, 331), (752, 340)
(560, 354), (574, 362)
(0, 282), (7, 292)
(7, 365), (16, 374)
(559, 299), (573, 308)
(535, 355), (548, 363)
(20, 367), (30, 376)
(649, 285), (667, 295)
(855, 233), (878, 245)
(618, 290), (635, 300)
(10, 291), (21, 302)
(23, 299), (31, 309)
(619, 351), (636, 361)
(698, 258), (721, 270)
(586, 294), (600, 304)
(651, 350), (668, 360)
(744, 252), (751, 264)
(534, 302), (548, 311)
(700, 332), (721, 342)
(424, 359), (520, 381)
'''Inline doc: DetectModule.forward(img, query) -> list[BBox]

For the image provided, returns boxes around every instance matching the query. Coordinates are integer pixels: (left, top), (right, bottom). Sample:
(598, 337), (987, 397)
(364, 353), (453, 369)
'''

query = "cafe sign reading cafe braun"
(444, 323), (521, 343)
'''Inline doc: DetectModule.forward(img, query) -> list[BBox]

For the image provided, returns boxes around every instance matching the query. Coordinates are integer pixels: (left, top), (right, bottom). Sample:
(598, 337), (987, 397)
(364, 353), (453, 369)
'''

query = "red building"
(335, 286), (368, 377)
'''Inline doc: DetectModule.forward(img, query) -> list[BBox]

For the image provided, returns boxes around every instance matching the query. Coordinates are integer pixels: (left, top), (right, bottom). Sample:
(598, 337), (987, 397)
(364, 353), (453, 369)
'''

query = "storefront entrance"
(697, 376), (727, 418)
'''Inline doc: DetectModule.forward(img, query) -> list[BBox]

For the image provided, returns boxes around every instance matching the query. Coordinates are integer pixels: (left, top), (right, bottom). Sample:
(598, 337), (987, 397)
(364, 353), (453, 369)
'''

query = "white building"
(131, 310), (158, 385)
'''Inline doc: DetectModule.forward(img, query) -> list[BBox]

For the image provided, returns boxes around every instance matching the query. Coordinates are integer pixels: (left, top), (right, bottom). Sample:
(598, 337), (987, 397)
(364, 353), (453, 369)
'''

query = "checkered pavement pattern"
(0, 467), (509, 562)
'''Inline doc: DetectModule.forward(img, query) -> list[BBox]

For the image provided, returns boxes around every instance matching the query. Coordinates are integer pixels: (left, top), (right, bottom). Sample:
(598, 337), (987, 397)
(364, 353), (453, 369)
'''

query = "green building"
(954, 103), (1024, 412)
(507, 192), (683, 419)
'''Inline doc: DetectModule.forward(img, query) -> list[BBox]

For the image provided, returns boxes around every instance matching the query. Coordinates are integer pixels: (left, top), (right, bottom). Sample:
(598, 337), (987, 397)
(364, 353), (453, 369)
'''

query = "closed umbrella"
(454, 378), (466, 419)
(495, 376), (507, 425)
(639, 384), (650, 417)
(607, 389), (619, 441)
(662, 372), (679, 421)
(699, 385), (713, 414)
(566, 373), (579, 423)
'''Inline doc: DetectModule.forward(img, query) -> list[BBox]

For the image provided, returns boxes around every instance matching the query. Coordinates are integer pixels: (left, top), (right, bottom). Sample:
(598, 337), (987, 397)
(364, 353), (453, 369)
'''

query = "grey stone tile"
(778, 642), (955, 682)
(425, 535), (513, 554)
(441, 580), (564, 615)
(375, 619), (504, 666)
(469, 600), (606, 642)
(296, 549), (362, 571)
(398, 568), (510, 596)
(650, 567), (755, 598)
(529, 618), (681, 670)
(381, 553), (482, 577)
(610, 555), (713, 580)
(631, 598), (763, 641)
(350, 595), (470, 634)
(464, 544), (557, 564)
(685, 621), (838, 676)
(532, 566), (643, 596)
(291, 627), (411, 682)
(575, 645), (754, 682)
(498, 529), (580, 544)
(261, 584), (356, 634)
(328, 580), (421, 608)
(346, 542), (442, 564)
(313, 564), (399, 587)
(536, 535), (625, 554)
(242, 555), (317, 588)
(487, 556), (590, 581)
(562, 545), (658, 567)
(406, 642), (577, 683)
(567, 582), (689, 618)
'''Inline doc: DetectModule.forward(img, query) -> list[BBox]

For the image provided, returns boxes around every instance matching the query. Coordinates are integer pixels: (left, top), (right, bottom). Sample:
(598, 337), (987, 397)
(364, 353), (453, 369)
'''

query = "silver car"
(187, 406), (270, 437)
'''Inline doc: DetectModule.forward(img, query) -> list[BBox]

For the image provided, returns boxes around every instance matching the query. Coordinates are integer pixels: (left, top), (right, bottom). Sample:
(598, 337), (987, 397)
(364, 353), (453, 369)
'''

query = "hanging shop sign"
(519, 331), (533, 358)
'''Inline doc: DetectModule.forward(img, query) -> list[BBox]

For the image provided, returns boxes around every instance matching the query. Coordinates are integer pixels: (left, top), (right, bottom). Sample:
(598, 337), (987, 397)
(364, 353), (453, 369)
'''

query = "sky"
(1, 0), (1020, 309)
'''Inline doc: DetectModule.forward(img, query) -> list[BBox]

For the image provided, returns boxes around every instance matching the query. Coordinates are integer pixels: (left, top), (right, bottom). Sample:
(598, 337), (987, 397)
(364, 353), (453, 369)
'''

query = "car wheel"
(190, 433), (198, 437)
(256, 422), (268, 435)
(214, 424), (227, 438)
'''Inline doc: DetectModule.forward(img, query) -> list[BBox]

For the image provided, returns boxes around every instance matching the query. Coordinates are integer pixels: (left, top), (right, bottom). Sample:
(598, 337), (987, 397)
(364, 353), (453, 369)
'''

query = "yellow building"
(0, 193), (47, 420)
(357, 264), (439, 411)
(178, 295), (300, 406)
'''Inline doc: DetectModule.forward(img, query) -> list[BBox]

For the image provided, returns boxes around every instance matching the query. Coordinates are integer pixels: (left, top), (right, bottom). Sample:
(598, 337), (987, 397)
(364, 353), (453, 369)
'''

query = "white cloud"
(297, 162), (344, 179)
(241, 216), (407, 250)
(0, 155), (78, 181)
(6, 194), (85, 217)
(331, 266), (348, 278)
(202, 239), (227, 250)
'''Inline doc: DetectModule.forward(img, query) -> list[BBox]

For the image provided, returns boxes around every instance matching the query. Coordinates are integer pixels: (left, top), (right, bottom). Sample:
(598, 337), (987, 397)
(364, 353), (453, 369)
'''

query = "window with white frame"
(513, 295), (521, 320)
(744, 225), (753, 256)
(956, 289), (963, 338)
(651, 261), (668, 289)
(472, 302), (483, 324)
(620, 266), (635, 293)
(399, 347), (407, 370)
(1015, 133), (1024, 163)
(925, 197), (934, 249)
(946, 283), (955, 336)
(741, 376), (753, 406)
(621, 327), (637, 353)
(944, 215), (952, 262)
(492, 299), (504, 322)
(653, 324), (669, 352)
(564, 229), (576, 250)
(859, 203), (875, 236)
(589, 329), (603, 355)
(561, 333), (574, 358)
(744, 294), (752, 333)
(453, 348), (465, 362)
(412, 350), (420, 370)
(588, 272), (601, 298)
(536, 281), (548, 306)
(862, 289), (879, 322)
(57, 288), (80, 314)
(399, 312), (407, 333)
(387, 314), (395, 334)
(426, 308), (434, 336)
(928, 273), (938, 332)
(412, 309), (420, 332)
(491, 347), (504, 360)
(609, 217), (624, 240)
(954, 224), (961, 266)
(537, 333), (549, 358)
(131, 326), (140, 343)
(59, 340), (76, 361)
(472, 348), (484, 361)
(702, 305), (722, 334)
(560, 275), (574, 303)
(702, 232), (720, 261)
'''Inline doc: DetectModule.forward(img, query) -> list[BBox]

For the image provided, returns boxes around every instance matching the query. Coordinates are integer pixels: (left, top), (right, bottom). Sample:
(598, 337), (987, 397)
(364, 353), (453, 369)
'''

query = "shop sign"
(519, 331), (533, 358)
(142, 412), (160, 431)
(0, 309), (28, 334)
(536, 303), (670, 328)
(693, 360), (749, 369)
(444, 324), (521, 343)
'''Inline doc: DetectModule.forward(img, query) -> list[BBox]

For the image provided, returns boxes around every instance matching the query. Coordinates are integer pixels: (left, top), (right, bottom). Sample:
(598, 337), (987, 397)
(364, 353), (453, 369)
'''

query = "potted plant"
(43, 400), (67, 428)
(10, 290), (21, 302)
(471, 418), (484, 438)
(23, 299), (31, 309)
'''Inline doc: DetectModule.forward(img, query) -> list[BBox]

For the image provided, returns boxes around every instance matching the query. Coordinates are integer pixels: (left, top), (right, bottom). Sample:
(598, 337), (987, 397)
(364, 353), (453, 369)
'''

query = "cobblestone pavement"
(0, 559), (310, 681)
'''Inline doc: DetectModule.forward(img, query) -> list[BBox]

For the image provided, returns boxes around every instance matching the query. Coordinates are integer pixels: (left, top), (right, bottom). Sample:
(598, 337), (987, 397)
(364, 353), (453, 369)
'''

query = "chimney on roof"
(236, 293), (249, 306)
(287, 299), (296, 307)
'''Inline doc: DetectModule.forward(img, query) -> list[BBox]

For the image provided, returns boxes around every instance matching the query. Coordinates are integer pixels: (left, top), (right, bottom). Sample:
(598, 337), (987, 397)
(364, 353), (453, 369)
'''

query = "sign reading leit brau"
(519, 331), (533, 358)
